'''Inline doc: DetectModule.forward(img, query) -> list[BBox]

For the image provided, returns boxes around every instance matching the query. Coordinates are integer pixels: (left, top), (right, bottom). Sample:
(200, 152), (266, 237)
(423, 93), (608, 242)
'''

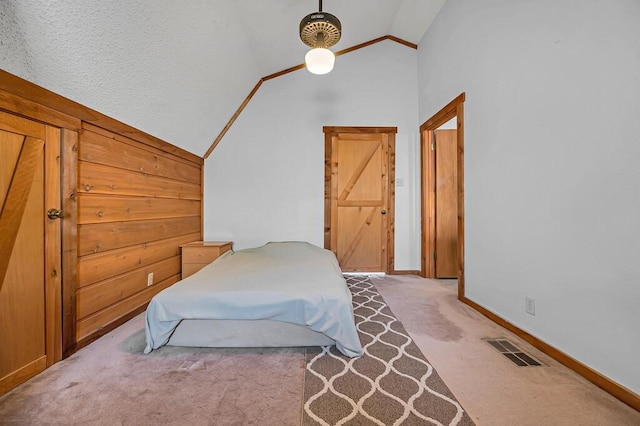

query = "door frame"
(0, 96), (79, 363)
(323, 126), (396, 273)
(420, 93), (466, 298)
(0, 114), (67, 394)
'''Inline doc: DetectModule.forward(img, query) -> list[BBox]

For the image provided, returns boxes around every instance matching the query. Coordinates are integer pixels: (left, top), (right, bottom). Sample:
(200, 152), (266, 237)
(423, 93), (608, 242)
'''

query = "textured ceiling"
(0, 0), (446, 156)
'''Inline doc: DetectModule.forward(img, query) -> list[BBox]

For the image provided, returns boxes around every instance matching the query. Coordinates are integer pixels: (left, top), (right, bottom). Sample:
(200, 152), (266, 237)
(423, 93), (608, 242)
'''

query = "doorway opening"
(420, 93), (466, 298)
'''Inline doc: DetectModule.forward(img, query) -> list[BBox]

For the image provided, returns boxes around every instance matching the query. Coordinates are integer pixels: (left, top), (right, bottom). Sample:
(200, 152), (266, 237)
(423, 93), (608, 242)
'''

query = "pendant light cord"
(319, 0), (322, 12)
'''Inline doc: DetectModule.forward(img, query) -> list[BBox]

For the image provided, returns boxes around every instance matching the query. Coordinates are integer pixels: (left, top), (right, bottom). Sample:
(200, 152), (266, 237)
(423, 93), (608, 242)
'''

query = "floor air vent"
(484, 338), (542, 367)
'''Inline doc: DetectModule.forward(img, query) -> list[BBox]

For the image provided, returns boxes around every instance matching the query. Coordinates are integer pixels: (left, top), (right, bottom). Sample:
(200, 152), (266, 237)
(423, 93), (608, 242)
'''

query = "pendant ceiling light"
(299, 0), (341, 75)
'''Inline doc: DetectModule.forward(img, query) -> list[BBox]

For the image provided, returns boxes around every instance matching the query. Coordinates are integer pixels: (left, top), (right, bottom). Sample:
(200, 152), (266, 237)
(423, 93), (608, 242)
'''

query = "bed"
(144, 241), (363, 357)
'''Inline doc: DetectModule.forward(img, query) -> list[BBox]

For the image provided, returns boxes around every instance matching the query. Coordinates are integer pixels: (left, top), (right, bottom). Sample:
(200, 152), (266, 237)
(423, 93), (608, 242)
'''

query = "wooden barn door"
(324, 127), (396, 273)
(0, 111), (62, 395)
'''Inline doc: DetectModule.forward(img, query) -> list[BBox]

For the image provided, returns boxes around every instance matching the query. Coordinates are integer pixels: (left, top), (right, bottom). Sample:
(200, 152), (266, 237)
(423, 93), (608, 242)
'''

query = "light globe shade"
(305, 48), (335, 75)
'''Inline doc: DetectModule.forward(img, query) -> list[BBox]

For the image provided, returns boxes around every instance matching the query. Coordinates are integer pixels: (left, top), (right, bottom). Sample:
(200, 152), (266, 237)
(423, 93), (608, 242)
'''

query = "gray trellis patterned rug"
(303, 275), (475, 425)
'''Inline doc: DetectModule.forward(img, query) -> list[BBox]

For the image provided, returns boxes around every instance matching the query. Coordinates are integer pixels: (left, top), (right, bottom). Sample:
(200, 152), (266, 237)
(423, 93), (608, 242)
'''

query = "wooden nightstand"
(180, 241), (232, 279)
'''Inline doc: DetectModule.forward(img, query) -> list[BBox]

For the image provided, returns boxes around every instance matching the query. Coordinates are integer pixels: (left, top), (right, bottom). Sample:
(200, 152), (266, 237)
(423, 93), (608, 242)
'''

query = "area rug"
(303, 275), (475, 425)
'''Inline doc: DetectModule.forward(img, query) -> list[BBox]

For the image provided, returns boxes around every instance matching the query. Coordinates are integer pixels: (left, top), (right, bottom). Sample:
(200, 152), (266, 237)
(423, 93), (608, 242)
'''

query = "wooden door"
(434, 129), (458, 278)
(324, 127), (396, 272)
(0, 111), (61, 395)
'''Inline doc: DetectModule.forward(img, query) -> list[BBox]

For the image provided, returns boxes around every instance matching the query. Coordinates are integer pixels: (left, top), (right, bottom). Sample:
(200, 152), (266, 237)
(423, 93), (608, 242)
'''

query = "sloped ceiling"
(0, 0), (446, 156)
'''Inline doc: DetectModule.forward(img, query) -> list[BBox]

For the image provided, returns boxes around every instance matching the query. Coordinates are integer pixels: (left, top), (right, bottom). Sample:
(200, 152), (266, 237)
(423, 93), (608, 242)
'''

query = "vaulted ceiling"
(0, 0), (447, 155)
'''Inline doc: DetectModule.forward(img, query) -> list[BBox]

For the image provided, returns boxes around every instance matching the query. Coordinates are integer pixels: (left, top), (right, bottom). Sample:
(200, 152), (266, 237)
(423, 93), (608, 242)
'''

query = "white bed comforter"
(144, 241), (363, 357)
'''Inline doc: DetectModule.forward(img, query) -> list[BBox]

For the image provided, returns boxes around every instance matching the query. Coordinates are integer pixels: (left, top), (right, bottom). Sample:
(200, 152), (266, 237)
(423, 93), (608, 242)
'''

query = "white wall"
(418, 0), (640, 392)
(0, 0), (261, 155)
(205, 40), (420, 270)
(0, 2), (35, 81)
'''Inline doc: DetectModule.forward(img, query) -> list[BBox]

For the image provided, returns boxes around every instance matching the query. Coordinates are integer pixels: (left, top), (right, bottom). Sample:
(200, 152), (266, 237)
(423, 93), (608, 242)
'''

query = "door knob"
(47, 208), (65, 220)
(381, 209), (387, 215)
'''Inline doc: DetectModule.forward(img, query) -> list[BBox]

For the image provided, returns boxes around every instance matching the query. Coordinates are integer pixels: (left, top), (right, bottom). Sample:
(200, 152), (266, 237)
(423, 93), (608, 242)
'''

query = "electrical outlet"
(525, 297), (535, 316)
(147, 272), (154, 286)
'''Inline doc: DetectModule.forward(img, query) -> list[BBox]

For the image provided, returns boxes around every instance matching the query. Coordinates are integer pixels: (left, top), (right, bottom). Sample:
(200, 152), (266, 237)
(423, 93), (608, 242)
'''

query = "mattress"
(144, 241), (363, 357)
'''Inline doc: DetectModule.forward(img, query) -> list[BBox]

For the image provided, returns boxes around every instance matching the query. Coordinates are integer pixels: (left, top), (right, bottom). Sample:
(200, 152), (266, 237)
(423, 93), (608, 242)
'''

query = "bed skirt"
(167, 319), (336, 348)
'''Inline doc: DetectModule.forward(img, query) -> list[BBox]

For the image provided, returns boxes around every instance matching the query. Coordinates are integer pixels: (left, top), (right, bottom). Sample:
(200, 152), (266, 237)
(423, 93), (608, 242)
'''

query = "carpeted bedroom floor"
(0, 275), (638, 425)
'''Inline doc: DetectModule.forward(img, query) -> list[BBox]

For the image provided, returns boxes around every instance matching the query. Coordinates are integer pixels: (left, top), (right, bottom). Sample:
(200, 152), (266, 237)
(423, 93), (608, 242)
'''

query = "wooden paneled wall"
(75, 123), (203, 344)
(0, 69), (204, 353)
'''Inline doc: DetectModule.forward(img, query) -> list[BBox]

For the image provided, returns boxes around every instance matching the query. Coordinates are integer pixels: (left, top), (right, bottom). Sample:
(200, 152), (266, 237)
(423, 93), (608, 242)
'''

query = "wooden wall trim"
(44, 126), (63, 365)
(461, 296), (640, 411)
(390, 270), (421, 275)
(323, 132), (333, 249)
(204, 80), (263, 159)
(323, 126), (398, 134)
(61, 129), (78, 358)
(261, 35), (417, 83)
(455, 102), (465, 298)
(0, 70), (202, 164)
(387, 133), (396, 274)
(386, 35), (418, 50)
(204, 35), (416, 159)
(0, 89), (80, 130)
(420, 93), (466, 131)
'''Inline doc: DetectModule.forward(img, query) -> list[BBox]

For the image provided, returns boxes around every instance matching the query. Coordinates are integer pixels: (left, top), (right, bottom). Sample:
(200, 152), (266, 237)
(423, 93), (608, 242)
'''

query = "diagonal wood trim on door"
(337, 200), (382, 207)
(0, 136), (43, 289)
(338, 206), (379, 266)
(338, 140), (381, 201)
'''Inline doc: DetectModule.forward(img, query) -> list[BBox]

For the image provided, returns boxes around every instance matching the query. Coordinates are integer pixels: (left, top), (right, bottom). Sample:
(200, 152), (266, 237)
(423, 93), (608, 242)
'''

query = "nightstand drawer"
(180, 241), (232, 279)
(182, 247), (229, 263)
(182, 263), (211, 279)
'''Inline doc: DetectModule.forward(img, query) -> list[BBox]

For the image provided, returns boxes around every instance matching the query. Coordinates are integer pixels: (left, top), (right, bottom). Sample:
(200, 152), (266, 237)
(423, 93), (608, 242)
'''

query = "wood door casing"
(0, 111), (62, 395)
(434, 129), (458, 278)
(419, 93), (465, 297)
(324, 127), (396, 273)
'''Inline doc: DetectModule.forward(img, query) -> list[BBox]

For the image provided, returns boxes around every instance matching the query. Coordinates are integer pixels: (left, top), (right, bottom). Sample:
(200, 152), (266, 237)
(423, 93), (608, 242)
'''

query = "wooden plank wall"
(75, 123), (202, 344)
(0, 70), (204, 351)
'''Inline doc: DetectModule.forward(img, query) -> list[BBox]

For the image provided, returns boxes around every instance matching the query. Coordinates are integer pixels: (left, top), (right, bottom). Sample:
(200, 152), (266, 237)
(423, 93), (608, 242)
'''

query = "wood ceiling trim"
(204, 80), (263, 158)
(204, 35), (417, 159)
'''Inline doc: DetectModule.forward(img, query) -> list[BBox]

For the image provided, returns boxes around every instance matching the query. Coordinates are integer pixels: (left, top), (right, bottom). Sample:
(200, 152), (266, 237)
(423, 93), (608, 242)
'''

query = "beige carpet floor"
(372, 275), (639, 426)
(0, 275), (638, 425)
